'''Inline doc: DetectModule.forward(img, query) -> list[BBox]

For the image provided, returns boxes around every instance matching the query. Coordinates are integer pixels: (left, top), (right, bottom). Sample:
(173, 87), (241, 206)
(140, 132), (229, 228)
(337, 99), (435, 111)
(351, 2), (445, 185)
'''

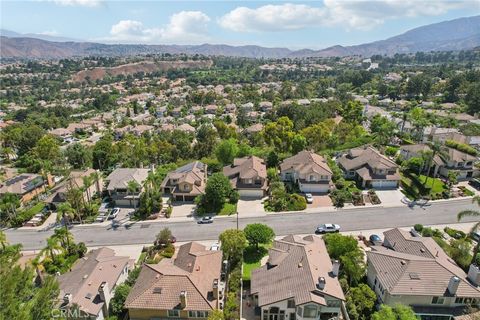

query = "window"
(197, 311), (207, 318)
(168, 310), (180, 317)
(296, 307), (302, 317)
(189, 311), (196, 318)
(432, 297), (445, 305)
(309, 175), (316, 182)
(287, 299), (295, 308)
(183, 184), (190, 191)
(303, 305), (317, 318)
(326, 300), (341, 308)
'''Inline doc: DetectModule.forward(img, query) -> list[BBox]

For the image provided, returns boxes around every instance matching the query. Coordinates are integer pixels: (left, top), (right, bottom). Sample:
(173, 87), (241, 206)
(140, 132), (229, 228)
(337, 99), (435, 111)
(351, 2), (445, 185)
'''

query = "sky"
(1, 0), (479, 49)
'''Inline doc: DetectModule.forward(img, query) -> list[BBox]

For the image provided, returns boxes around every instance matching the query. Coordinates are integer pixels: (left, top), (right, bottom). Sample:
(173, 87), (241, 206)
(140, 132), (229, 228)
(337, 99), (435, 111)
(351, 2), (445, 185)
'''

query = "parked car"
(108, 208), (120, 220)
(471, 231), (480, 242)
(95, 214), (107, 223)
(469, 178), (480, 190)
(210, 242), (220, 251)
(169, 236), (177, 243)
(369, 234), (383, 245)
(305, 193), (314, 204)
(198, 216), (213, 224)
(315, 224), (340, 234)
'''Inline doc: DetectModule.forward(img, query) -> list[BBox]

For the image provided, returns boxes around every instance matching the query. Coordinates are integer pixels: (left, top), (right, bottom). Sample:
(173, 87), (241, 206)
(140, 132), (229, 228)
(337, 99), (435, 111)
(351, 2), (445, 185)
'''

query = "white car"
(210, 242), (220, 251)
(315, 224), (341, 234)
(305, 193), (314, 204)
(108, 208), (120, 220)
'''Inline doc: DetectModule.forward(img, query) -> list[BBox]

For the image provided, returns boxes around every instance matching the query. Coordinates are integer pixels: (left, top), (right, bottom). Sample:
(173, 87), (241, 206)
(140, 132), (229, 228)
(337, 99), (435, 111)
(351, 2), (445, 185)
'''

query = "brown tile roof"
(367, 228), (480, 298)
(337, 146), (397, 172)
(58, 248), (134, 317)
(125, 242), (222, 311)
(106, 168), (150, 191)
(251, 235), (345, 307)
(161, 162), (207, 195)
(280, 150), (332, 175)
(46, 169), (97, 203)
(0, 173), (45, 196)
(223, 156), (267, 188)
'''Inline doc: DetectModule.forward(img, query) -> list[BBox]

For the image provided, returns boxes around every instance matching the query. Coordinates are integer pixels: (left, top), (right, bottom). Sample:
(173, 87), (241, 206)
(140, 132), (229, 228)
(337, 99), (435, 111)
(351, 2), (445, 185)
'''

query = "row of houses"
(55, 228), (480, 320)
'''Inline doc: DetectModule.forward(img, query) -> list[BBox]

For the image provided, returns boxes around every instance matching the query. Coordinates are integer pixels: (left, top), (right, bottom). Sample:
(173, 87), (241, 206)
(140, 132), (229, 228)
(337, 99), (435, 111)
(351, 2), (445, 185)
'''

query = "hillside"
(1, 15), (479, 59)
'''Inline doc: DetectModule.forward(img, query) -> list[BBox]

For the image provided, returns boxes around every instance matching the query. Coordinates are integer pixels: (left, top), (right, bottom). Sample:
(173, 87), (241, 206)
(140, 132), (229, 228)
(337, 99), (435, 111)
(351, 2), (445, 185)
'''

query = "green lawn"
(219, 202), (237, 216)
(243, 243), (271, 280)
(400, 172), (447, 200)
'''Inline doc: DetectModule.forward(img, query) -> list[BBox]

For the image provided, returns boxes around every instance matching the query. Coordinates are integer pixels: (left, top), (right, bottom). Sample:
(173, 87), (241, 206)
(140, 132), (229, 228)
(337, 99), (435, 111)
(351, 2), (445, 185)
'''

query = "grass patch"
(401, 172), (447, 200)
(243, 244), (270, 281)
(11, 202), (46, 227)
(219, 202), (237, 216)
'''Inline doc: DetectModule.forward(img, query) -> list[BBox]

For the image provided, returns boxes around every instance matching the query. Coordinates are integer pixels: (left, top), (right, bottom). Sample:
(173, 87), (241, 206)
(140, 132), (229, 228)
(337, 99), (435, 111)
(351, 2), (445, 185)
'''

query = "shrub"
(165, 206), (172, 218)
(220, 203), (237, 216)
(160, 244), (175, 258)
(422, 228), (434, 237)
(414, 224), (424, 232)
(444, 227), (467, 239)
(330, 189), (351, 208)
(288, 194), (307, 211)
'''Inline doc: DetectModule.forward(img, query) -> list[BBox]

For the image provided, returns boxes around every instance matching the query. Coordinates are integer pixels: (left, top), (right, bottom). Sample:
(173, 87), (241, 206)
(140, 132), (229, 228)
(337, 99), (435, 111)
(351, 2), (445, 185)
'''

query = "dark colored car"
(369, 234), (382, 245)
(198, 216), (214, 224)
(469, 178), (480, 190)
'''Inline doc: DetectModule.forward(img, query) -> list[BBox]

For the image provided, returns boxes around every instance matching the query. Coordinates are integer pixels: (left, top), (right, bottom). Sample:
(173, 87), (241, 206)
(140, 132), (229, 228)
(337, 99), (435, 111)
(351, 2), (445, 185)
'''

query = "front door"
(269, 315), (278, 320)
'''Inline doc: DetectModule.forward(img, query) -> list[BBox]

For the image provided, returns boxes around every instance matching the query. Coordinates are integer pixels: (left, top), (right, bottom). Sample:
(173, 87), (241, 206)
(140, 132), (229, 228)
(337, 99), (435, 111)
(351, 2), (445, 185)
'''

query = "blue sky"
(1, 1), (479, 49)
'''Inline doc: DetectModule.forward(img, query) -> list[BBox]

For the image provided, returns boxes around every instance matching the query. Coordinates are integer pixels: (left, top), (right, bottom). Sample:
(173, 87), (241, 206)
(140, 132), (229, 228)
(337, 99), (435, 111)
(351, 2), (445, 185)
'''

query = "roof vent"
(420, 248), (425, 253)
(316, 277), (326, 290)
(400, 260), (406, 265)
(298, 262), (303, 268)
(83, 274), (88, 279)
(153, 287), (162, 294)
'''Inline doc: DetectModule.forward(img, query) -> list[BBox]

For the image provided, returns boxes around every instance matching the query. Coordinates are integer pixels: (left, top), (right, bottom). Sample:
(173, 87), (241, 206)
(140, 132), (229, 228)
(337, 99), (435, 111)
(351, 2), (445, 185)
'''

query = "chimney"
(180, 291), (187, 308)
(468, 264), (480, 286)
(63, 293), (73, 305)
(448, 276), (461, 295)
(99, 282), (111, 317)
(317, 277), (326, 290)
(213, 279), (219, 300)
(332, 260), (340, 277)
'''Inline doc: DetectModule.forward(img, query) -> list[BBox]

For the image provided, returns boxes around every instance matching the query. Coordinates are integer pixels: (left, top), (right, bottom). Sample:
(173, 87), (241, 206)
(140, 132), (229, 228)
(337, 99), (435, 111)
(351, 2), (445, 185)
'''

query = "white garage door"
(370, 180), (398, 189)
(239, 189), (264, 198)
(299, 183), (330, 193)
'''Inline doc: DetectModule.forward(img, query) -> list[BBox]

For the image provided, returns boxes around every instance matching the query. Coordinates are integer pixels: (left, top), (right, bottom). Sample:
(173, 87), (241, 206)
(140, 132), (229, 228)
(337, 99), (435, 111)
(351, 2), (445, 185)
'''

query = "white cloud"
(107, 11), (210, 44)
(219, 1), (471, 32)
(51, 0), (103, 7)
(38, 30), (59, 36)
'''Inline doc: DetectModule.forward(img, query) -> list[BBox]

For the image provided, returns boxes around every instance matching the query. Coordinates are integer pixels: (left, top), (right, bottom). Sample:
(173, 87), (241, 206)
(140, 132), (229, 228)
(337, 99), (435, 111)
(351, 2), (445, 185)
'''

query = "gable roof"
(106, 168), (150, 190)
(251, 235), (345, 307)
(367, 228), (480, 298)
(161, 161), (206, 193)
(279, 150), (332, 176)
(58, 248), (133, 317)
(223, 156), (267, 180)
(125, 242), (222, 311)
(0, 173), (45, 195)
(337, 146), (398, 171)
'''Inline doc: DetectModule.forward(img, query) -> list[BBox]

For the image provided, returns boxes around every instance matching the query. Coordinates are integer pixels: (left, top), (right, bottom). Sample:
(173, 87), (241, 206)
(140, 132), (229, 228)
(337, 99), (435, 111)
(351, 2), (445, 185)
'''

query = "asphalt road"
(5, 199), (480, 250)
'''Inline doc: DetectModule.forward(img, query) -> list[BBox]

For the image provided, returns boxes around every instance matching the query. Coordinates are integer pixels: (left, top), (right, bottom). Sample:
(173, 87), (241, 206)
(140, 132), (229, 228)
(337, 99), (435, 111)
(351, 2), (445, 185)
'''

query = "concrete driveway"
(374, 189), (404, 206)
(237, 199), (265, 217)
(308, 194), (333, 208)
(172, 203), (196, 218)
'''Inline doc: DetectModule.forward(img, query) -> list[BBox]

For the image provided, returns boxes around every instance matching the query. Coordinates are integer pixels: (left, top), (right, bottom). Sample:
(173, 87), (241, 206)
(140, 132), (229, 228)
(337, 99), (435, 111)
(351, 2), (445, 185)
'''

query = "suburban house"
(0, 173), (53, 204)
(337, 146), (400, 189)
(161, 162), (207, 202)
(223, 156), (268, 198)
(45, 169), (103, 209)
(400, 144), (479, 180)
(250, 235), (346, 320)
(125, 242), (224, 320)
(280, 150), (333, 193)
(57, 247), (134, 320)
(105, 168), (150, 207)
(367, 228), (480, 319)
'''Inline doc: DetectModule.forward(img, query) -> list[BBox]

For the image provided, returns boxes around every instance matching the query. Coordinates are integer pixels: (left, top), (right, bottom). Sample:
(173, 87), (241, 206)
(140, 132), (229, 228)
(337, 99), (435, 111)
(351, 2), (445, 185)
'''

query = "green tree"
(207, 309), (225, 320)
(155, 228), (172, 248)
(215, 139), (239, 165)
(219, 229), (247, 264)
(291, 134), (307, 154)
(263, 117), (295, 153)
(127, 180), (141, 210)
(65, 143), (92, 169)
(346, 284), (377, 320)
(466, 82), (480, 115)
(109, 283), (131, 317)
(204, 173), (234, 213)
(244, 223), (275, 249)
(372, 304), (417, 320)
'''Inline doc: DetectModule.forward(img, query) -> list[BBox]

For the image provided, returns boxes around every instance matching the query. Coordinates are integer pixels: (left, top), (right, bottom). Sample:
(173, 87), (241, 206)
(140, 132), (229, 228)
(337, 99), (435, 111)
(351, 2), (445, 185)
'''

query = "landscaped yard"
(219, 202), (237, 216)
(243, 243), (270, 281)
(401, 172), (447, 200)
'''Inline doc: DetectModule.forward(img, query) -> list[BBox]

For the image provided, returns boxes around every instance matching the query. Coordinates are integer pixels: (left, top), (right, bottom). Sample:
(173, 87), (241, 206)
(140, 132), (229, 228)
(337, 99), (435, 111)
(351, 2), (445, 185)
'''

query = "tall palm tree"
(53, 227), (73, 251)
(82, 175), (93, 203)
(127, 180), (141, 210)
(90, 171), (102, 195)
(423, 141), (445, 186)
(458, 196), (480, 258)
(41, 237), (62, 264)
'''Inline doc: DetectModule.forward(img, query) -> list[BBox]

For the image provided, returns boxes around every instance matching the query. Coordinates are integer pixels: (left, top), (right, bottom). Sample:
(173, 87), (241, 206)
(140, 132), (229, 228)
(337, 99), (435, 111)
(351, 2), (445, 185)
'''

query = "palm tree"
(56, 202), (75, 229)
(82, 175), (93, 203)
(423, 141), (445, 186)
(90, 171), (102, 195)
(458, 196), (480, 259)
(53, 227), (73, 251)
(41, 237), (62, 264)
(127, 180), (141, 210)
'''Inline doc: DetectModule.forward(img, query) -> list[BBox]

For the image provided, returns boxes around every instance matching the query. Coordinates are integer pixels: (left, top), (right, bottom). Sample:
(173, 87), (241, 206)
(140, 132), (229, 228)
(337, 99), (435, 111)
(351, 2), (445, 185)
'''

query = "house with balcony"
(367, 228), (480, 319)
(57, 247), (134, 320)
(105, 168), (150, 207)
(250, 235), (346, 320)
(337, 146), (400, 189)
(280, 150), (333, 193)
(223, 156), (267, 198)
(125, 242), (224, 320)
(161, 162), (207, 202)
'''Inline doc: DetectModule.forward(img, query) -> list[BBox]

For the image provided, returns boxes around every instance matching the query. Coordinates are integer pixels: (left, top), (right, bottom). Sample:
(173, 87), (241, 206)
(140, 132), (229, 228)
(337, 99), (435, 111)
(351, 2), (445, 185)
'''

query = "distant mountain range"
(1, 15), (479, 59)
